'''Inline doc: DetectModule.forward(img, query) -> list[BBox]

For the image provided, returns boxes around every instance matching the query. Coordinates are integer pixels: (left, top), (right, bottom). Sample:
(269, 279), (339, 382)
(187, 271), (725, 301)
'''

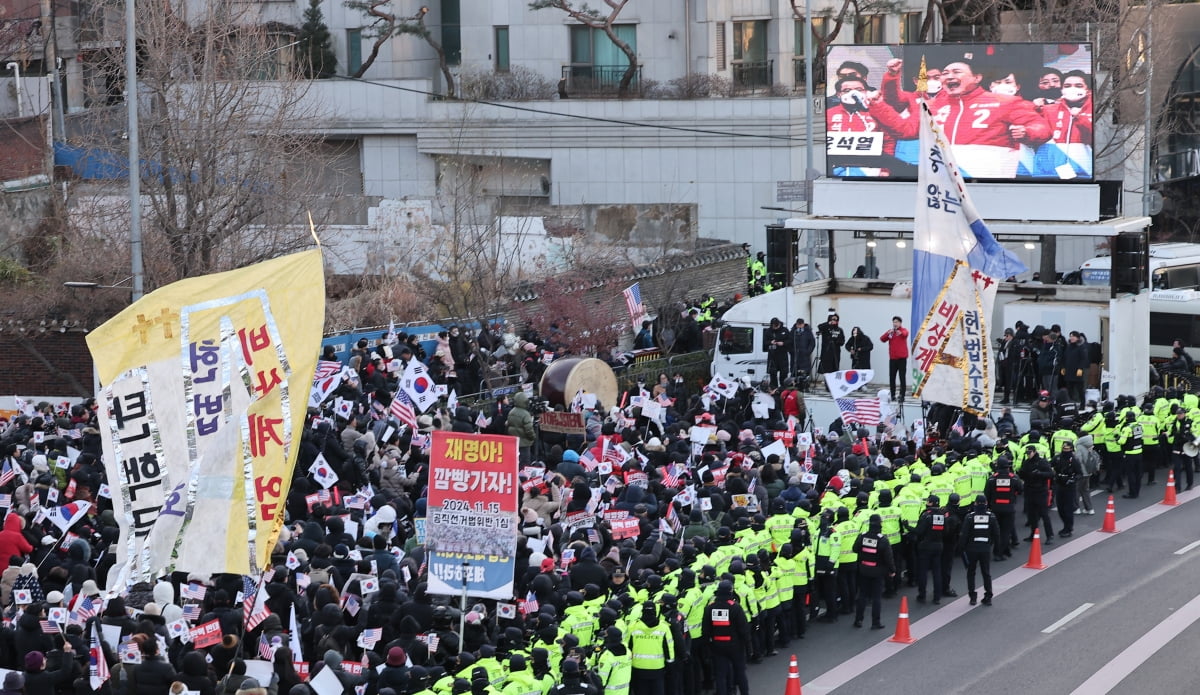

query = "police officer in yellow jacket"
(591, 627), (632, 695)
(626, 602), (673, 695)
(702, 580), (751, 695)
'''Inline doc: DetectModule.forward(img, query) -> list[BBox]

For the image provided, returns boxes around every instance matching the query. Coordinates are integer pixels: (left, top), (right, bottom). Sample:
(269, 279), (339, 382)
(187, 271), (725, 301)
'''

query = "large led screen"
(824, 43), (1094, 181)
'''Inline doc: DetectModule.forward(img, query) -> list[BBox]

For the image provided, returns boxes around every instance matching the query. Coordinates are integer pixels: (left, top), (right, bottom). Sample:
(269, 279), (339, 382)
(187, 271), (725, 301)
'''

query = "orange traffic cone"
(1163, 470), (1179, 506)
(888, 596), (915, 644)
(1101, 494), (1119, 533)
(784, 654), (802, 695)
(1023, 529), (1046, 570)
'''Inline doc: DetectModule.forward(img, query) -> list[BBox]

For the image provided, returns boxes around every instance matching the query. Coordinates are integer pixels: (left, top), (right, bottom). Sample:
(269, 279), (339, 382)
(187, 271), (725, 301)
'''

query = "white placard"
(308, 664), (343, 695)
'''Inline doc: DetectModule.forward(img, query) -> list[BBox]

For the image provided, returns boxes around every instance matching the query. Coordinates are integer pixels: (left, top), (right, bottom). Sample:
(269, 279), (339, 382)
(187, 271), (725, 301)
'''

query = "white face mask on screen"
(924, 79), (941, 95)
(1061, 87), (1087, 103)
(991, 83), (1018, 96)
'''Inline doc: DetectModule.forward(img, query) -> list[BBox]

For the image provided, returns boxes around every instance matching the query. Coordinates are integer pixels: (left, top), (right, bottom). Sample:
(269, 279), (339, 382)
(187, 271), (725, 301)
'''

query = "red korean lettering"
(248, 414), (284, 458)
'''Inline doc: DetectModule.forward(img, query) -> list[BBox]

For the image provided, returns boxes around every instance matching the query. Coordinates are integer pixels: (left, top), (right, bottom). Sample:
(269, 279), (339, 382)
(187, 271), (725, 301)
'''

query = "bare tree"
(11, 0), (352, 325)
(530, 0), (639, 97)
(959, 0), (1167, 272)
(344, 2), (455, 94)
(790, 0), (909, 85)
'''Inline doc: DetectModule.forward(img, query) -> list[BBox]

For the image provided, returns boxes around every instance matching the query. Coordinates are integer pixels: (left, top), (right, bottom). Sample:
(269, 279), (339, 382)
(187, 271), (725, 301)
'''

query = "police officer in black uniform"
(552, 659), (600, 695)
(852, 514), (894, 630)
(914, 495), (947, 604)
(985, 457), (1022, 559)
(958, 494), (1001, 606)
(702, 580), (751, 695)
(1053, 441), (1084, 536)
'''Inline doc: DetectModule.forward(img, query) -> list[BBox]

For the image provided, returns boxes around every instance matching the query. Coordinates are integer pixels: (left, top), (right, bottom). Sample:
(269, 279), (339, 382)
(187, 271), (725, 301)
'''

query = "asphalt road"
(743, 485), (1200, 694)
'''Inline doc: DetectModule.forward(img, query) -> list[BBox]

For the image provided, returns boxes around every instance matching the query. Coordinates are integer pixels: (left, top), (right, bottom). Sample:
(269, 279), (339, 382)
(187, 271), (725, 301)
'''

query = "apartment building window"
(347, 29), (362, 75)
(900, 12), (923, 43)
(566, 24), (637, 93)
(733, 20), (770, 88)
(855, 14), (884, 43)
(794, 17), (829, 85)
(716, 22), (727, 71)
(495, 26), (510, 72)
(441, 0), (461, 65)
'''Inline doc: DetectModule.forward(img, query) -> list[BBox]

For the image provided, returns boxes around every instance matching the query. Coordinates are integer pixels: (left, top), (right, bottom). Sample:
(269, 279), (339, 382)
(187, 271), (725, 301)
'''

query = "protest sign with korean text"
(426, 431), (519, 599)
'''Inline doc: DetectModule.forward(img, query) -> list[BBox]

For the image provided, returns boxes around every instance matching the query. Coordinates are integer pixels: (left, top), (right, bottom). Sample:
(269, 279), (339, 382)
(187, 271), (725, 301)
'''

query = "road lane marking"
(803, 486), (1200, 694)
(1042, 603), (1094, 633)
(1068, 590), (1200, 695)
(1174, 540), (1200, 555)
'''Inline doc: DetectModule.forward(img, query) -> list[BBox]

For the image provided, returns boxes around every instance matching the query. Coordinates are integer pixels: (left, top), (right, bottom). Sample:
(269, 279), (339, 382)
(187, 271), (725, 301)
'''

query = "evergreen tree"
(297, 0), (337, 78)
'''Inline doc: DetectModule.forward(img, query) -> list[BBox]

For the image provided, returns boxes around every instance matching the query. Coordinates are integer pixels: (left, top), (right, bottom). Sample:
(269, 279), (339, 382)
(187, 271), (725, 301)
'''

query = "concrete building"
(5, 0), (1198, 280)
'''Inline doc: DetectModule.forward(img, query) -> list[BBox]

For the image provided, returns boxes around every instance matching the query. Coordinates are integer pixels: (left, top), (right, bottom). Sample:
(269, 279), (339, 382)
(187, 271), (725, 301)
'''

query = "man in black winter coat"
(763, 318), (792, 389)
(1063, 332), (1089, 405)
(816, 315), (845, 375)
(790, 319), (816, 385)
(567, 547), (608, 592)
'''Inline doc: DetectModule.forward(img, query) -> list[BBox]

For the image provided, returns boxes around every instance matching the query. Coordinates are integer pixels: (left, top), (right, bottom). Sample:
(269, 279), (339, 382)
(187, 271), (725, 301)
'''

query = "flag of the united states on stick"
(835, 398), (881, 427)
(623, 283), (646, 326)
(390, 389), (418, 431)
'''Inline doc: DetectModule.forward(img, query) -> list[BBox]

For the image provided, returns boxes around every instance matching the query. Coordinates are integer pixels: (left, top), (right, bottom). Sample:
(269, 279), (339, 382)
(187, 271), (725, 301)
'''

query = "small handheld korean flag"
(286, 551), (300, 570)
(447, 389), (459, 413)
(309, 454), (339, 490)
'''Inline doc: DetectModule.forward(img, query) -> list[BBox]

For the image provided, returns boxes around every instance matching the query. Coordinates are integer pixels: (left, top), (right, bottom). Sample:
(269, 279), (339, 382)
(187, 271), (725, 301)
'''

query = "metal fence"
(561, 65), (643, 96)
(732, 60), (773, 91)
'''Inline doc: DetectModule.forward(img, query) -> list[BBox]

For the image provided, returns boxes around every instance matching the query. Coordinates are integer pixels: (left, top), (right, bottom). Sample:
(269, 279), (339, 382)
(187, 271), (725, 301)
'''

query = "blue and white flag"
(911, 102), (1026, 415)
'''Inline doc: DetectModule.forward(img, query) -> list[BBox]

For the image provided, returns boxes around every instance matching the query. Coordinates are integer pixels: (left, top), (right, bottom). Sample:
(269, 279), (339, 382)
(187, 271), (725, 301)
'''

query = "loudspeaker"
(765, 224), (798, 289)
(1110, 232), (1148, 298)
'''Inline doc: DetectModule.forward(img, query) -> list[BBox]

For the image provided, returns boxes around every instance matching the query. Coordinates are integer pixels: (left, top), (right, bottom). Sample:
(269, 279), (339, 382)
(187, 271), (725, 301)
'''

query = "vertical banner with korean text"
(86, 251), (324, 591)
(426, 431), (518, 599)
(910, 103), (1027, 415)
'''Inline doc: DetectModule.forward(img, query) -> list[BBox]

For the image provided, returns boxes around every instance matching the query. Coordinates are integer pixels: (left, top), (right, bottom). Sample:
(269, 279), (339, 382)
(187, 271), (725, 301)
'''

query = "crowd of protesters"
(0, 318), (1193, 695)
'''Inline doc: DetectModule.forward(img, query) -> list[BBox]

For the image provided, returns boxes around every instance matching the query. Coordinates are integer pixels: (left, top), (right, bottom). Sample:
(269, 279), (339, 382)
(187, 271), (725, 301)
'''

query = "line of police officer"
(405, 388), (1200, 695)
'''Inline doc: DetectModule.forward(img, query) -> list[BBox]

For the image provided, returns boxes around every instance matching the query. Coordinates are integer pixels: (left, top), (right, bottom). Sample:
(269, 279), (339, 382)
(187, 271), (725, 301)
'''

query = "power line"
(331, 75), (806, 142)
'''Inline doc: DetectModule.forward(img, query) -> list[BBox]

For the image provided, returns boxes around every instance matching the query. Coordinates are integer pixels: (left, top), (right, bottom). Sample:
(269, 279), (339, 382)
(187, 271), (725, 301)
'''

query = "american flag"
(578, 449), (597, 472)
(623, 283), (646, 324)
(603, 443), (627, 466)
(89, 622), (110, 690)
(39, 619), (60, 633)
(313, 361), (343, 381)
(182, 604), (201, 621)
(950, 415), (965, 437)
(258, 633), (277, 661)
(359, 627), (383, 648)
(0, 460), (14, 487)
(665, 504), (682, 533)
(520, 591), (539, 615)
(181, 582), (207, 600)
(389, 389), (418, 431)
(835, 398), (882, 427)
(242, 575), (269, 631)
(661, 464), (681, 489)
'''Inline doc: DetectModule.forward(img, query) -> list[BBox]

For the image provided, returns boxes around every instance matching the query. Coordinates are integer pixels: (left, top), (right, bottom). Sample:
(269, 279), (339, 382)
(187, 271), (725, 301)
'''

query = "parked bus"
(1077, 243), (1200, 290)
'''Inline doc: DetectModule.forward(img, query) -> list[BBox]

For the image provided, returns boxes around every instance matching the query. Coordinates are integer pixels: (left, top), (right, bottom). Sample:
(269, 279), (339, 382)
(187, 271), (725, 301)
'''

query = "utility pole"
(41, 0), (66, 139)
(126, 0), (143, 301)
